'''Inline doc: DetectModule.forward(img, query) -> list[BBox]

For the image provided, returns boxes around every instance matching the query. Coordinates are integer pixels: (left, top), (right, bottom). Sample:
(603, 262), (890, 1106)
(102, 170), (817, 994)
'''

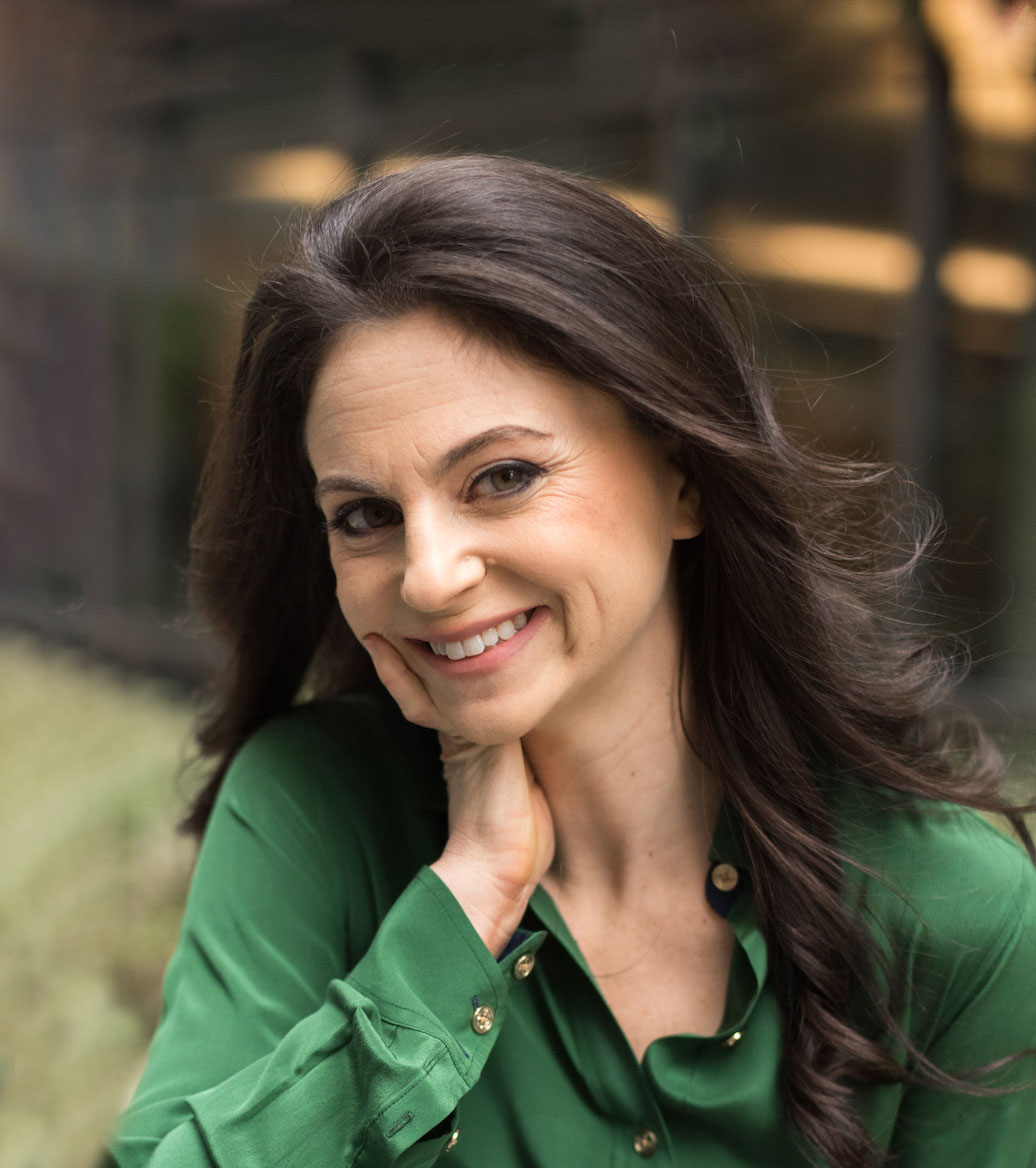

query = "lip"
(408, 605), (547, 676)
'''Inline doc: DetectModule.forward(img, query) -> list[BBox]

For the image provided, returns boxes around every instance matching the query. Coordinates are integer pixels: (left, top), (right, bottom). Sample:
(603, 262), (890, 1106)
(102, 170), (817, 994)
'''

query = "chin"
(441, 697), (546, 747)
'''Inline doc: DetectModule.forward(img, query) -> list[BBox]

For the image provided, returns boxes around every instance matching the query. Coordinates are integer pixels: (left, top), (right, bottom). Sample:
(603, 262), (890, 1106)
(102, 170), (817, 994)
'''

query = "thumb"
(362, 634), (441, 730)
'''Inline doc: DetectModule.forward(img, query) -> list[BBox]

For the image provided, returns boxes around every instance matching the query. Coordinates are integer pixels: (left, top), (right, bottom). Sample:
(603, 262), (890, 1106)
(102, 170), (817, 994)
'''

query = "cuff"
(348, 866), (546, 1088)
(184, 868), (545, 1168)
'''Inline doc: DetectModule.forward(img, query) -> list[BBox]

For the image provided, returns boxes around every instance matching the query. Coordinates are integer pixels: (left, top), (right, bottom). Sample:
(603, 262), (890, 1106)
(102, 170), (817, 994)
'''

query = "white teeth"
(430, 611), (532, 660)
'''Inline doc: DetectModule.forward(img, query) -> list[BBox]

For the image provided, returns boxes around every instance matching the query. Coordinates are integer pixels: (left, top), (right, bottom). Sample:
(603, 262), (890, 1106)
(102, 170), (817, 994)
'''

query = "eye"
(327, 498), (402, 537)
(469, 461), (542, 498)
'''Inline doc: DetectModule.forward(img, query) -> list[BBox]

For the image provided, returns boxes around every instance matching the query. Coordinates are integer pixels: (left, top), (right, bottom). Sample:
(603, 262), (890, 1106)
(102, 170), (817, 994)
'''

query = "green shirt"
(109, 695), (1036, 1167)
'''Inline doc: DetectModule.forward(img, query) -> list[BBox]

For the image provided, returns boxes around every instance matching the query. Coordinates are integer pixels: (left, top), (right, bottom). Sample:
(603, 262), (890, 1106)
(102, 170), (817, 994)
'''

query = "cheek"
(520, 489), (663, 608)
(547, 485), (672, 586)
(328, 553), (389, 633)
(333, 578), (358, 630)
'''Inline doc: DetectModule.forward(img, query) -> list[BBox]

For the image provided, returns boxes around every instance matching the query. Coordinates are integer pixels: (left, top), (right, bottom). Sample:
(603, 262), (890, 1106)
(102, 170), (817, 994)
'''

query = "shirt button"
(513, 953), (536, 979)
(633, 1128), (659, 1157)
(444, 1128), (460, 1152)
(723, 1030), (743, 1048)
(471, 1004), (495, 1034)
(711, 862), (740, 892)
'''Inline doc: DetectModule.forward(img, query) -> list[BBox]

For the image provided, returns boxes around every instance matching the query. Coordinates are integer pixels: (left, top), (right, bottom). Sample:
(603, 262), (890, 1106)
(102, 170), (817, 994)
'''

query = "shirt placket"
(527, 889), (678, 1165)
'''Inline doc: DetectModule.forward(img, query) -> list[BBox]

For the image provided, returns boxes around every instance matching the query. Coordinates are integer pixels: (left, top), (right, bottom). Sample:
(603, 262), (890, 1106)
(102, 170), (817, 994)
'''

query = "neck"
(524, 665), (718, 904)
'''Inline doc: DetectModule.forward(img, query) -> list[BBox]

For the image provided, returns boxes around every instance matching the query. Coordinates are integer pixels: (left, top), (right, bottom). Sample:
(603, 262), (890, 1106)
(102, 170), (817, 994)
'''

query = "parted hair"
(187, 155), (1034, 1167)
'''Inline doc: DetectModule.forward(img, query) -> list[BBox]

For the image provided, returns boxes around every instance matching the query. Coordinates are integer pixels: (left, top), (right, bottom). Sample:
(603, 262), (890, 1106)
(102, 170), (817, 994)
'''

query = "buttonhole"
(387, 1112), (414, 1137)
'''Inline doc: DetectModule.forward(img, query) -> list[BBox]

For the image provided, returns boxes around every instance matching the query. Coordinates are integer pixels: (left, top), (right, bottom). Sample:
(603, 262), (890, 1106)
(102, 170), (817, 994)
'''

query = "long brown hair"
(187, 155), (1034, 1166)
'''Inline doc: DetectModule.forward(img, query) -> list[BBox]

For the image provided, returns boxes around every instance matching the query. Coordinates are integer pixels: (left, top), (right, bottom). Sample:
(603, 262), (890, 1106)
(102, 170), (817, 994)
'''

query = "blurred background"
(2, 0), (1035, 1164)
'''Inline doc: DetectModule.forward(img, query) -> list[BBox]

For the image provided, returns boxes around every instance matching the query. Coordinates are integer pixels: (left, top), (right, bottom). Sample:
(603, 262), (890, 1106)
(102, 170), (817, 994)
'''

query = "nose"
(399, 510), (486, 614)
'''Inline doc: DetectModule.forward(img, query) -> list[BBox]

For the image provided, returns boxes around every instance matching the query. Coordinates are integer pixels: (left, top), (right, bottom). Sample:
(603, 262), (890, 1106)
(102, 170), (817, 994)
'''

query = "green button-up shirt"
(109, 695), (1036, 1167)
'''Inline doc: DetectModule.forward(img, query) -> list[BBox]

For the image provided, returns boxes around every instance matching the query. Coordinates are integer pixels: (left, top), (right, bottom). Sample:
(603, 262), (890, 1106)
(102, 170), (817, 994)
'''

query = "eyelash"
(325, 460), (544, 539)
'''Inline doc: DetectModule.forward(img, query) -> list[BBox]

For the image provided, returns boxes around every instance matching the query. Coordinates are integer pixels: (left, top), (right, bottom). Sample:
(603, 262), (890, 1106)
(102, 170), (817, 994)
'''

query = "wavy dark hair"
(186, 155), (1034, 1167)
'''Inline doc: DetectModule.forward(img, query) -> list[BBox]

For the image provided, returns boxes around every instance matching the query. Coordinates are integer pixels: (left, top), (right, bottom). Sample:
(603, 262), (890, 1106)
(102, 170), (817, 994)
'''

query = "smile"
(429, 611), (530, 660)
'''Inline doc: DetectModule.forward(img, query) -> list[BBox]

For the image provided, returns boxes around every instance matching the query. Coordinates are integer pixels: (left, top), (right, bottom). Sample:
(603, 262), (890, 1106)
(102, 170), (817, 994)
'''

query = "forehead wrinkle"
(312, 401), (451, 500)
(307, 310), (597, 499)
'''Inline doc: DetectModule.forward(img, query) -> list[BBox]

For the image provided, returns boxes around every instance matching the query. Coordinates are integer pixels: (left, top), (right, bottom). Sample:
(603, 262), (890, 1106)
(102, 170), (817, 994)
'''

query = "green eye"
(347, 501), (398, 531)
(471, 461), (541, 497)
(333, 499), (401, 535)
(488, 466), (525, 490)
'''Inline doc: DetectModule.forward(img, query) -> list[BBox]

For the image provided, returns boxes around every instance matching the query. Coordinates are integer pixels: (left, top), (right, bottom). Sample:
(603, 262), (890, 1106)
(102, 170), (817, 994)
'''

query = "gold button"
(513, 953), (536, 979)
(444, 1128), (460, 1152)
(471, 1004), (495, 1034)
(723, 1030), (743, 1048)
(711, 862), (740, 892)
(633, 1128), (658, 1157)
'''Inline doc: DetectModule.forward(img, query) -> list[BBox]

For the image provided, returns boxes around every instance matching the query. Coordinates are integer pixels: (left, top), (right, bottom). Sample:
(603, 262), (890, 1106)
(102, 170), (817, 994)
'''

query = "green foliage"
(0, 633), (195, 1168)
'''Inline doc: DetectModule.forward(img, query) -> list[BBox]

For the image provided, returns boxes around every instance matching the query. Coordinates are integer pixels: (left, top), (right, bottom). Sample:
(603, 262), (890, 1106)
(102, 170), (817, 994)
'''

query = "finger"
(362, 634), (442, 730)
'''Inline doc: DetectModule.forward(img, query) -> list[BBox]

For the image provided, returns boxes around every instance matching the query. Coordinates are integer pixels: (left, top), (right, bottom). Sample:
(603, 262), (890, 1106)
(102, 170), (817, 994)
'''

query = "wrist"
(430, 853), (534, 958)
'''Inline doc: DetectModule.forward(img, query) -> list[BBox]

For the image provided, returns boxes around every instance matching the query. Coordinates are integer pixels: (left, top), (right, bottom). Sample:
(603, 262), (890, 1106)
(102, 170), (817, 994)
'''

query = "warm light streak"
(719, 220), (921, 295)
(228, 147), (354, 204)
(718, 216), (1035, 314)
(939, 246), (1036, 312)
(924, 0), (1036, 140)
(599, 185), (680, 232)
(369, 155), (430, 177)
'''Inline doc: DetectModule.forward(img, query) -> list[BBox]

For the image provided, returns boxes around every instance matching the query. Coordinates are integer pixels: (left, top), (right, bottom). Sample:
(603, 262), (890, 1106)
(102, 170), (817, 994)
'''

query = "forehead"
(305, 310), (619, 461)
(312, 313), (525, 416)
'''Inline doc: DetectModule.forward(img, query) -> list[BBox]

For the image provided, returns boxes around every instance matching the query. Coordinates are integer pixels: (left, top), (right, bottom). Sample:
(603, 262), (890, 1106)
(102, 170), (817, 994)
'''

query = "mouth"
(418, 608), (538, 661)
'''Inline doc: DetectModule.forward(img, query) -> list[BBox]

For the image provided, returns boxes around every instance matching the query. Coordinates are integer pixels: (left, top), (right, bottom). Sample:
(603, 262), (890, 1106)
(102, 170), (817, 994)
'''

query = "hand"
(363, 635), (555, 956)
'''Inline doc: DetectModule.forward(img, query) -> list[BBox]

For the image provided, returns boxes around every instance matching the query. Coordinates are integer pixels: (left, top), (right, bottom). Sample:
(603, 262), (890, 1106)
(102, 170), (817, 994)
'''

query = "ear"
(672, 480), (704, 540)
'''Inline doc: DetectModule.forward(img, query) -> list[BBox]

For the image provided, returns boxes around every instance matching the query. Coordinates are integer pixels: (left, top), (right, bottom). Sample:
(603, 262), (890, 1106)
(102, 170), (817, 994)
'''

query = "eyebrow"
(313, 425), (551, 501)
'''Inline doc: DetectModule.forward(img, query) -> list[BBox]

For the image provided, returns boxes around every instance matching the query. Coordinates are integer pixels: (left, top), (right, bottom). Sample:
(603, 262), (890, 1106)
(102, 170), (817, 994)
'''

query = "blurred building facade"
(1, 0), (1034, 719)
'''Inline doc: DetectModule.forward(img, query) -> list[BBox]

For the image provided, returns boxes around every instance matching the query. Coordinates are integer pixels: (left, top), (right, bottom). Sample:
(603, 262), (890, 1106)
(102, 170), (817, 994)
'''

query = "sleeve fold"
(184, 868), (542, 1168)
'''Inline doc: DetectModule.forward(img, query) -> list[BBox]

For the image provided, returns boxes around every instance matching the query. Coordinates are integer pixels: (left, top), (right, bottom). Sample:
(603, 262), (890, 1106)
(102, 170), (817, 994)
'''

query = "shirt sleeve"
(107, 711), (545, 1168)
(888, 838), (1036, 1165)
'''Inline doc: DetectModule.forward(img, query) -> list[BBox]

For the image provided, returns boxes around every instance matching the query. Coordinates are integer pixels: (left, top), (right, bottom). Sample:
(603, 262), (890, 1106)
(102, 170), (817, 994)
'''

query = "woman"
(108, 155), (1036, 1167)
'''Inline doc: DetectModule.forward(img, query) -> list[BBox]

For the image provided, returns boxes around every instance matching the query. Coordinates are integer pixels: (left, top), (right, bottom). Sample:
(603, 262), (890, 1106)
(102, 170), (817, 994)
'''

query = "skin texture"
(304, 312), (730, 1028)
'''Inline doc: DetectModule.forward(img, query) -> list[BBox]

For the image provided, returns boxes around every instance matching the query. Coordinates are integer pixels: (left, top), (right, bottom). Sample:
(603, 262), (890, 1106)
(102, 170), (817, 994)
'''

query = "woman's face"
(305, 310), (701, 744)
